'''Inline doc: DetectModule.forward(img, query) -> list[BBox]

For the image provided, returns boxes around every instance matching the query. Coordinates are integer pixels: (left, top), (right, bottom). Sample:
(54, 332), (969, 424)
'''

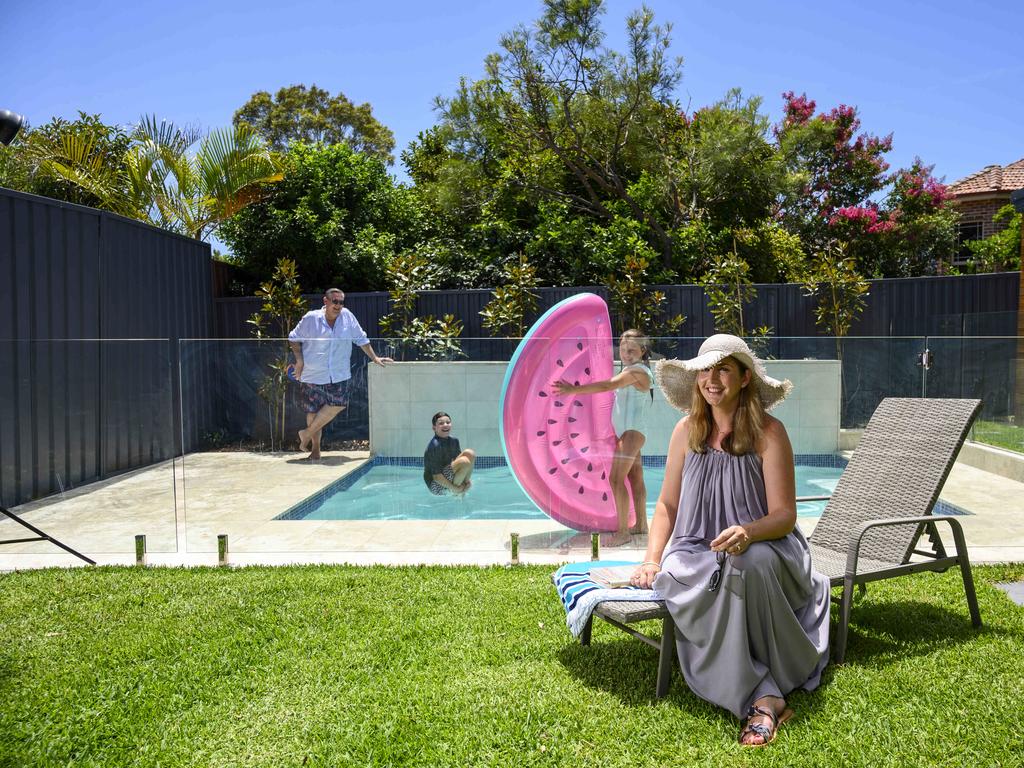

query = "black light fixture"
(0, 110), (25, 146)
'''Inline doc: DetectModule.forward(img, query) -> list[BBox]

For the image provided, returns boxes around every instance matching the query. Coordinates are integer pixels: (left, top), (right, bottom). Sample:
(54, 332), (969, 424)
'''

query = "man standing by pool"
(288, 288), (392, 460)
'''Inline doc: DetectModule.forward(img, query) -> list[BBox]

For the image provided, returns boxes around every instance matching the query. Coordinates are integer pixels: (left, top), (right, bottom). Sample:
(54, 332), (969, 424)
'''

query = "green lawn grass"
(1, 564), (1022, 767)
(974, 419), (1024, 454)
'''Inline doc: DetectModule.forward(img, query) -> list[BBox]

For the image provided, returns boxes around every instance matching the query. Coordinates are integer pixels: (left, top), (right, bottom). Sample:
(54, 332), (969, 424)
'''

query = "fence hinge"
(916, 348), (934, 370)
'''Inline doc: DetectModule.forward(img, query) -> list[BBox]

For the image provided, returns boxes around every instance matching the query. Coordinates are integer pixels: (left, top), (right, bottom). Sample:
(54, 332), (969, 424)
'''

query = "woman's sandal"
(738, 704), (794, 747)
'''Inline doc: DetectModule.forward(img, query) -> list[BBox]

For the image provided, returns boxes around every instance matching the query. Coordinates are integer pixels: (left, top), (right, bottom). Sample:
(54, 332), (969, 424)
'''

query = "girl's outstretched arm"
(553, 367), (648, 395)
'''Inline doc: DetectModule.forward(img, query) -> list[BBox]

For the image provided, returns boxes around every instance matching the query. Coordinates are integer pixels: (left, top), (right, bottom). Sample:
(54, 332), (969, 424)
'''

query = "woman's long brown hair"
(686, 356), (766, 455)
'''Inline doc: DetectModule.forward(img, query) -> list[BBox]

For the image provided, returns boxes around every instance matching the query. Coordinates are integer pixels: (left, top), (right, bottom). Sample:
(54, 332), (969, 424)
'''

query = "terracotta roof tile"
(948, 158), (1024, 196)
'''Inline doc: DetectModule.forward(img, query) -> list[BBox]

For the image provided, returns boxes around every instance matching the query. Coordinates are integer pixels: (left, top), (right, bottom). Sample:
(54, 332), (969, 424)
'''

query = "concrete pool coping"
(1, 448), (1022, 570)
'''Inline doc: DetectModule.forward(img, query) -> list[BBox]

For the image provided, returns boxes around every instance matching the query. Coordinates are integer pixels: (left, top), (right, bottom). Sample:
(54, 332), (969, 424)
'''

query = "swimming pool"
(277, 456), (846, 522)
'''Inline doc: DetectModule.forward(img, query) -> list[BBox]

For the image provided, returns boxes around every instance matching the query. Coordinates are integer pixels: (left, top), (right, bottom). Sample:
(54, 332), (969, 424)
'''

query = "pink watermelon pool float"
(499, 293), (636, 532)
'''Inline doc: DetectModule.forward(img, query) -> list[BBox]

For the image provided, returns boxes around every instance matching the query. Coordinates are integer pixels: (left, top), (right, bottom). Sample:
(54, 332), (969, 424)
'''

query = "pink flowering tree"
(775, 93), (957, 276)
(774, 92), (892, 252)
(877, 159), (958, 275)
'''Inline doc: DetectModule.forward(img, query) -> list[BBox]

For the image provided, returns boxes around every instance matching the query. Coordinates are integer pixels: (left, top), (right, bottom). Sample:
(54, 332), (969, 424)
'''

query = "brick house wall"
(952, 194), (1012, 238)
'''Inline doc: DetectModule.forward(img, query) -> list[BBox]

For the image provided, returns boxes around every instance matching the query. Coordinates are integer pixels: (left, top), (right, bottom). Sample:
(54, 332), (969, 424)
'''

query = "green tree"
(665, 91), (785, 237)
(434, 0), (683, 267)
(1, 112), (138, 215)
(220, 142), (423, 291)
(967, 205), (1022, 273)
(234, 84), (396, 163)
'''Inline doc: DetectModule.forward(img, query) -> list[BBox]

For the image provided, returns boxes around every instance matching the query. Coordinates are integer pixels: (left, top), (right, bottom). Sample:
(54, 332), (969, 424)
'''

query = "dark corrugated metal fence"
(0, 188), (214, 507)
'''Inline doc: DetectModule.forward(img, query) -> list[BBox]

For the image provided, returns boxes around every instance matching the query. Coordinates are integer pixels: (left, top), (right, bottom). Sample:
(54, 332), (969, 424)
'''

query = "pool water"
(282, 462), (842, 522)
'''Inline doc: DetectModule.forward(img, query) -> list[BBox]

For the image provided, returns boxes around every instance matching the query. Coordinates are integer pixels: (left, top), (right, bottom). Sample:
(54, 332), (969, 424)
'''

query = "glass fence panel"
(177, 335), (1021, 559)
(0, 339), (178, 564)
(926, 336), (1024, 454)
(921, 334), (1024, 562)
(180, 338), (384, 555)
(1, 332), (1016, 564)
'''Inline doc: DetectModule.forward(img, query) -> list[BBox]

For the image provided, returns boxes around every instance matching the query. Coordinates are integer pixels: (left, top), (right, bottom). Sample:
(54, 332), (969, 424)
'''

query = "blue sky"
(4, 0), (1022, 188)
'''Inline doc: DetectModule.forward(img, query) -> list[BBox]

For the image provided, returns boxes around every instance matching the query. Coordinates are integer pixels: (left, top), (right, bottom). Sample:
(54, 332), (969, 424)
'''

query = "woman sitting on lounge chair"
(631, 334), (830, 747)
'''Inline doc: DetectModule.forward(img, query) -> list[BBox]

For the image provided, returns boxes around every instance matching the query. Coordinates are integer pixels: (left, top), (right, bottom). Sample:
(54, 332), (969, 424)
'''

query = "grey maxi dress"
(653, 449), (830, 718)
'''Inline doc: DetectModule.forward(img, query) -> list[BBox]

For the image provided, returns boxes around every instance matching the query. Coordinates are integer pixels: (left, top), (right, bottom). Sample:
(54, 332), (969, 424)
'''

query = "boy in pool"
(423, 412), (477, 496)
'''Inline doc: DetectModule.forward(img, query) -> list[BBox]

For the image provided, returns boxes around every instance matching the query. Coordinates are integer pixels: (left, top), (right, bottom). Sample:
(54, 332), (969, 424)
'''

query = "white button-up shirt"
(288, 308), (369, 384)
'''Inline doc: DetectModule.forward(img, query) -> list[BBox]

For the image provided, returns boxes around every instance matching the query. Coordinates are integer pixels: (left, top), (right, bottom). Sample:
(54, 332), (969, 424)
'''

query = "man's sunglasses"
(708, 550), (727, 593)
(328, 298), (344, 306)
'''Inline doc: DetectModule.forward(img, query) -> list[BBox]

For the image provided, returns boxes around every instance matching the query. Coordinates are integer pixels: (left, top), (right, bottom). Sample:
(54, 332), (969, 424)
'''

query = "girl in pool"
(554, 328), (654, 545)
(423, 412), (477, 496)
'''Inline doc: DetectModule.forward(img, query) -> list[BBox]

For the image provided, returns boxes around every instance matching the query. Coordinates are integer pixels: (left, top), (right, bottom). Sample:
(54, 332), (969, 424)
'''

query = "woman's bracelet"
(640, 560), (661, 569)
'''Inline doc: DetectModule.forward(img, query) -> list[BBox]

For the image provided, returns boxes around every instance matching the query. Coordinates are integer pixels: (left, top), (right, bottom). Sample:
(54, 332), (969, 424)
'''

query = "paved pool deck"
(1, 448), (1022, 570)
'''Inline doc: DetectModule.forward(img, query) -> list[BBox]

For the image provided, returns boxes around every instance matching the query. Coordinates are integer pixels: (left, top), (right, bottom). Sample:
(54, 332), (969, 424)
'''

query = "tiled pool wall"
(368, 359), (843, 458)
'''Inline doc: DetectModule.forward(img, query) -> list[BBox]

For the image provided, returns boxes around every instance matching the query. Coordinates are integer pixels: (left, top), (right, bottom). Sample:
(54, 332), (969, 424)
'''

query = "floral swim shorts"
(299, 380), (351, 413)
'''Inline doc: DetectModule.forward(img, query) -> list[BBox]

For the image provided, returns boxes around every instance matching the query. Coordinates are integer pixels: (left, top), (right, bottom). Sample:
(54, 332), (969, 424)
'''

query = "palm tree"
(3, 113), (282, 241)
(131, 117), (283, 240)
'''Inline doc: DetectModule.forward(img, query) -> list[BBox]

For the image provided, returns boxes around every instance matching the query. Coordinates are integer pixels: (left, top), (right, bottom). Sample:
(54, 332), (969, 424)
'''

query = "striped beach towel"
(553, 560), (660, 637)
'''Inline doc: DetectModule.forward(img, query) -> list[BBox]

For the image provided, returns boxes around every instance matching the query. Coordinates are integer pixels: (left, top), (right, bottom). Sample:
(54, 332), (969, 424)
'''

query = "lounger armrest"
(845, 514), (967, 578)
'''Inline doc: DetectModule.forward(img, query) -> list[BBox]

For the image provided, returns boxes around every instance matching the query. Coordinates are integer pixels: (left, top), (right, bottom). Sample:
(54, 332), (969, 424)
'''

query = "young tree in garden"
(234, 84), (395, 163)
(802, 243), (870, 360)
(480, 255), (540, 338)
(247, 258), (308, 450)
(220, 142), (424, 292)
(700, 247), (769, 341)
(606, 253), (686, 337)
(378, 251), (465, 360)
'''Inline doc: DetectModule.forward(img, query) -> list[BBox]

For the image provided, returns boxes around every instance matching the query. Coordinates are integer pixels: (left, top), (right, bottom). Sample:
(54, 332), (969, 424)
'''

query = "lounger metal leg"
(580, 616), (593, 646)
(834, 576), (854, 665)
(948, 520), (982, 627)
(655, 616), (676, 698)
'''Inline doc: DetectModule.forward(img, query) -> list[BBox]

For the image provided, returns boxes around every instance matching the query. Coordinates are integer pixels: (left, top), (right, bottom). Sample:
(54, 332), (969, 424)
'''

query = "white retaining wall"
(369, 360), (841, 458)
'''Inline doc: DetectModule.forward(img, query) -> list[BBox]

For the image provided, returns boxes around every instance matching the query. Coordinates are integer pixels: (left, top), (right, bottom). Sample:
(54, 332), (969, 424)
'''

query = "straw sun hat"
(656, 334), (793, 412)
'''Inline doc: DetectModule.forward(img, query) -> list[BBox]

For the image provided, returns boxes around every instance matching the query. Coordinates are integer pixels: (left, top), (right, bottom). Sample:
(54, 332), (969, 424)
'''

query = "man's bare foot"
(298, 429), (311, 452)
(602, 531), (632, 547)
(309, 450), (321, 461)
(629, 520), (649, 535)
